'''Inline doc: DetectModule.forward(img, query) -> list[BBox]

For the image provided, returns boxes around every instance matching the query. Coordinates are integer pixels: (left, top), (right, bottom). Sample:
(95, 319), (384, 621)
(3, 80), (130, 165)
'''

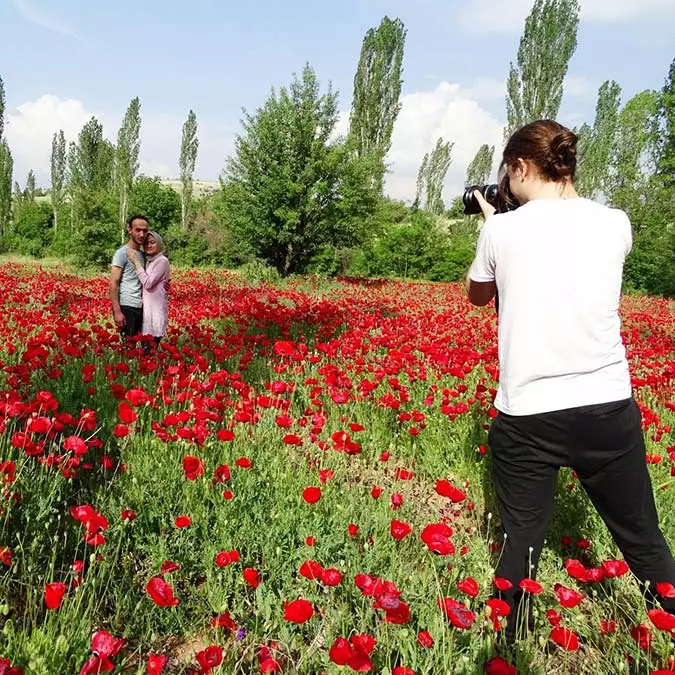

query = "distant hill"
(160, 179), (220, 198)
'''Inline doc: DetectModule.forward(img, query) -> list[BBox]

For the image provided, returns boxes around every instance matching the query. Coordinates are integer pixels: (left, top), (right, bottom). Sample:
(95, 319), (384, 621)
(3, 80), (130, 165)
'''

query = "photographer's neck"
(521, 179), (579, 204)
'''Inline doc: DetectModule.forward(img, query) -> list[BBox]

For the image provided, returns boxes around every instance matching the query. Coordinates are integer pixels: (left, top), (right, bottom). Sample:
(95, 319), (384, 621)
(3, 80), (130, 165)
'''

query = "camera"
(462, 182), (519, 216)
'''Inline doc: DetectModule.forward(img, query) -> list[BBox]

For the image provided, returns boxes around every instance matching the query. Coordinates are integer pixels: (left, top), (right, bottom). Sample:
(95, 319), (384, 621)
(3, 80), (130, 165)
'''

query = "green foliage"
(576, 80), (622, 199)
(130, 176), (181, 231)
(415, 138), (453, 215)
(70, 191), (118, 269)
(179, 110), (199, 231)
(50, 130), (67, 232)
(115, 97), (142, 229)
(222, 64), (378, 276)
(0, 140), (12, 237)
(349, 16), (406, 191)
(350, 210), (473, 281)
(466, 144), (495, 187)
(506, 0), (580, 138)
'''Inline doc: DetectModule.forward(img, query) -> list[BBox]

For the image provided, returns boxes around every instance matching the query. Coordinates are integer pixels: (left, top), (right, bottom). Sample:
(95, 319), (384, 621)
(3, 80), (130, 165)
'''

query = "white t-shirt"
(469, 197), (633, 416)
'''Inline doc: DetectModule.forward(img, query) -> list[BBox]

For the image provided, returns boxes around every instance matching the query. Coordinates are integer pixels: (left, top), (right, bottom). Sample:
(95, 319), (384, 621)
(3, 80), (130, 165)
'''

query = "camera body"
(462, 183), (519, 216)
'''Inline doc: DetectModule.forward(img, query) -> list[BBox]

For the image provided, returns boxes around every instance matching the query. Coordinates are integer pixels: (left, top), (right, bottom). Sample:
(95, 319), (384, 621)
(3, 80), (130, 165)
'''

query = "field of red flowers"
(0, 262), (673, 675)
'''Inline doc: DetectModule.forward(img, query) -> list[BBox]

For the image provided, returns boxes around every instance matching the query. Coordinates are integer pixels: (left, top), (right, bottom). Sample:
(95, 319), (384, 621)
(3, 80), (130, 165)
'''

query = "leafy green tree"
(349, 16), (406, 191)
(0, 141), (12, 237)
(576, 81), (621, 199)
(505, 0), (580, 139)
(11, 201), (52, 257)
(24, 170), (36, 202)
(607, 90), (659, 214)
(415, 138), (453, 215)
(466, 144), (495, 186)
(130, 176), (180, 231)
(655, 58), (675, 188)
(179, 110), (199, 231)
(223, 64), (377, 276)
(50, 130), (66, 233)
(115, 97), (142, 231)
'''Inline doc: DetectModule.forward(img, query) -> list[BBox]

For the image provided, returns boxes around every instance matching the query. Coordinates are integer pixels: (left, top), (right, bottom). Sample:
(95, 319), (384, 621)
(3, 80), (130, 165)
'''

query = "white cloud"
(5, 95), (94, 183)
(458, 0), (675, 34)
(384, 81), (504, 203)
(4, 95), (233, 187)
(10, 0), (80, 40)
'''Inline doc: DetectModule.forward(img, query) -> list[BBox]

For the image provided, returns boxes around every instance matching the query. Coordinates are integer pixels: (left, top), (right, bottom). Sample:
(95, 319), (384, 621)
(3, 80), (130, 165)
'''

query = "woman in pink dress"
(127, 231), (170, 351)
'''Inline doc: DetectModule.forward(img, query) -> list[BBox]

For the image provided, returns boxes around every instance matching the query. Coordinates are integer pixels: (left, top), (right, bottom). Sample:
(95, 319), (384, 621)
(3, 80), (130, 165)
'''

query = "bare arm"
(466, 190), (498, 307)
(110, 266), (125, 329)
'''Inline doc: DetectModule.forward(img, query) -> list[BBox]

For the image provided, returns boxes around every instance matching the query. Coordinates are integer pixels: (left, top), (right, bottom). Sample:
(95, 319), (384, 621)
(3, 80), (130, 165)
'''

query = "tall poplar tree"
(50, 130), (66, 233)
(24, 170), (36, 202)
(607, 90), (659, 213)
(415, 138), (453, 215)
(115, 97), (142, 230)
(576, 80), (621, 199)
(466, 144), (495, 186)
(505, 0), (580, 139)
(0, 75), (11, 236)
(179, 109), (199, 231)
(349, 16), (406, 190)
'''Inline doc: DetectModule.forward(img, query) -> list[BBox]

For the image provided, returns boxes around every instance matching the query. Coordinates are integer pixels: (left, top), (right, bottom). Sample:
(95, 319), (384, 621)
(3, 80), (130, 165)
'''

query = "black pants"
(120, 305), (143, 338)
(489, 397), (675, 638)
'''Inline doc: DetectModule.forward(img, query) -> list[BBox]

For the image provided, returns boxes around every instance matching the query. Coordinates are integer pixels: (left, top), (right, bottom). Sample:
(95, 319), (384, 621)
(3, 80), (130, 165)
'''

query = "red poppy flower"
(216, 429), (235, 442)
(544, 581), (575, 607)
(182, 456), (205, 480)
(302, 487), (321, 504)
(546, 609), (562, 626)
(92, 630), (125, 658)
(391, 493), (404, 509)
(602, 559), (629, 578)
(321, 568), (343, 586)
(390, 520), (412, 540)
(196, 646), (223, 672)
(484, 656), (517, 675)
(160, 561), (180, 574)
(146, 653), (167, 675)
(493, 577), (513, 591)
(519, 578), (543, 594)
(438, 597), (476, 629)
(550, 626), (580, 651)
(174, 515), (191, 528)
(417, 630), (434, 648)
(392, 668), (415, 675)
(564, 559), (589, 582)
(348, 524), (359, 538)
(283, 598), (314, 623)
(117, 402), (137, 424)
(79, 655), (114, 675)
(214, 464), (231, 482)
(63, 435), (87, 456)
(435, 479), (466, 502)
(44, 582), (67, 609)
(215, 550), (240, 568)
(146, 576), (179, 607)
(236, 457), (252, 469)
(113, 424), (130, 438)
(599, 619), (617, 634)
(631, 623), (653, 650)
(648, 608), (675, 633)
(211, 611), (237, 631)
(656, 582), (675, 598)
(243, 567), (261, 588)
(421, 523), (455, 555)
(222, 490), (234, 500)
(457, 577), (479, 598)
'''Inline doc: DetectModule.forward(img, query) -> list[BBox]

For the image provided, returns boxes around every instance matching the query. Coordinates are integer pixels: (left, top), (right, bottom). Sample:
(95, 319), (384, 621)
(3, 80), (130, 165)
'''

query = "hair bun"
(547, 129), (577, 180)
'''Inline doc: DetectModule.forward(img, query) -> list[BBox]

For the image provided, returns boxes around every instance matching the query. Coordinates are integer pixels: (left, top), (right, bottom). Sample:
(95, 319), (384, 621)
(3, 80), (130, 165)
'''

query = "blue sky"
(1, 0), (673, 202)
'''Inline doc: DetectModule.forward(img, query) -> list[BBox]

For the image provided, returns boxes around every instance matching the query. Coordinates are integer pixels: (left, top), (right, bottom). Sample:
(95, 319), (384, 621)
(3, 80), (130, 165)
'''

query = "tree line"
(0, 0), (673, 295)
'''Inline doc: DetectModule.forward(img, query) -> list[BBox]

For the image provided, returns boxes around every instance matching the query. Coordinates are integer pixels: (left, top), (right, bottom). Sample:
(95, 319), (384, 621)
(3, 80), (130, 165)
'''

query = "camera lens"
(462, 185), (483, 216)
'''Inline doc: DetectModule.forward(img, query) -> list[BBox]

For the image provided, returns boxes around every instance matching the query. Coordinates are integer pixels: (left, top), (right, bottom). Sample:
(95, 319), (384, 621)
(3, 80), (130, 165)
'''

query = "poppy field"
(0, 263), (674, 675)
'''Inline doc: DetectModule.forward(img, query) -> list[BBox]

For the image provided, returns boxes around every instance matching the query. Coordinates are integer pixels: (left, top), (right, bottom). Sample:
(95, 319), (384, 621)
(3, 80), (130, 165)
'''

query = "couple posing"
(109, 214), (170, 350)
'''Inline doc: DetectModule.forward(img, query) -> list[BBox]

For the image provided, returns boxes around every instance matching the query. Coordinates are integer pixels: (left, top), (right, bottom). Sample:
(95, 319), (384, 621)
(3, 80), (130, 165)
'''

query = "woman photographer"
(466, 119), (675, 641)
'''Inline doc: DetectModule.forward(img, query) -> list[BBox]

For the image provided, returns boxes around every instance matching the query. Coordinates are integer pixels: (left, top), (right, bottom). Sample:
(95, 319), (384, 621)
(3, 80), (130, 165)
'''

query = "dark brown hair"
(503, 119), (578, 182)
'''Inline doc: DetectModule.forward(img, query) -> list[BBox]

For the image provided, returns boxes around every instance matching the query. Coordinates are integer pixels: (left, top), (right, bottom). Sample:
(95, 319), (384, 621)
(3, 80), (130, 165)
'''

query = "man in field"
(110, 215), (148, 341)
